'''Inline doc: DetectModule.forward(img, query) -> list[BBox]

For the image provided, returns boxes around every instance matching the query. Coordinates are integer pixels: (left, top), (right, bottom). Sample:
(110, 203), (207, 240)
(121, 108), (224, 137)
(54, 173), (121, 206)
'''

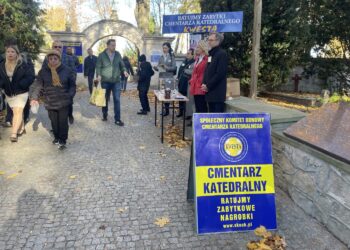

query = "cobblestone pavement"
(0, 87), (347, 250)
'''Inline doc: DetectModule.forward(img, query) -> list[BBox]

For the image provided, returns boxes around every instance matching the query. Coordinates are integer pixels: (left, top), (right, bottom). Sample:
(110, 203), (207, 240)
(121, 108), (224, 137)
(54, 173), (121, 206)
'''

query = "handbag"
(90, 83), (106, 107)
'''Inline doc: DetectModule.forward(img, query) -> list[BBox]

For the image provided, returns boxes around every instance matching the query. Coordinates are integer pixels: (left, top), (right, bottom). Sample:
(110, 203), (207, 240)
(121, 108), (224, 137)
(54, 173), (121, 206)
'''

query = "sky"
(39, 0), (188, 55)
(40, 0), (139, 54)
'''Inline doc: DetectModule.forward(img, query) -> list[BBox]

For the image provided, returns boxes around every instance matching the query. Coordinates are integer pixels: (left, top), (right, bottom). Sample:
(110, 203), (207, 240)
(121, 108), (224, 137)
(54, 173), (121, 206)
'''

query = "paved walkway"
(0, 87), (347, 250)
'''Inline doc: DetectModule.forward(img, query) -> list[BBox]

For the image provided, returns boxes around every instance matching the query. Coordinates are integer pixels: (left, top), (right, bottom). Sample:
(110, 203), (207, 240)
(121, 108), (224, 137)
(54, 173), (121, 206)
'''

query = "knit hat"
(47, 49), (61, 60)
(197, 40), (209, 55)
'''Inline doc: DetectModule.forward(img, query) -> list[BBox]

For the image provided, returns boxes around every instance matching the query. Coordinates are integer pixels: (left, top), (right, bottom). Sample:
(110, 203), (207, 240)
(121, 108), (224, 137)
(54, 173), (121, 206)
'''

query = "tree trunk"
(250, 0), (262, 99)
(135, 0), (150, 34)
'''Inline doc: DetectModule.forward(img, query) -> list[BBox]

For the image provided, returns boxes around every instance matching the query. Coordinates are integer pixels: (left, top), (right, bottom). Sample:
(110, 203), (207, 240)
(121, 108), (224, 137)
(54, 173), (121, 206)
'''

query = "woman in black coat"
(30, 50), (76, 150)
(121, 56), (134, 92)
(137, 54), (154, 115)
(0, 45), (35, 142)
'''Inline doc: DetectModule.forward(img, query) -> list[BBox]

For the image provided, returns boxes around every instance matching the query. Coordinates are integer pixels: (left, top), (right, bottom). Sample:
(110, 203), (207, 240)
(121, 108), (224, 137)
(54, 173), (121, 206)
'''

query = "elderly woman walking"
(30, 50), (76, 150)
(0, 44), (35, 142)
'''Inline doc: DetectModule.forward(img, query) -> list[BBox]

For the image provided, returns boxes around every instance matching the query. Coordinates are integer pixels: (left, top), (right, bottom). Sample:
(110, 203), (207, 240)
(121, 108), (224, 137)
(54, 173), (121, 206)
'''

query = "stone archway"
(48, 18), (174, 67)
(81, 19), (144, 57)
(47, 19), (174, 86)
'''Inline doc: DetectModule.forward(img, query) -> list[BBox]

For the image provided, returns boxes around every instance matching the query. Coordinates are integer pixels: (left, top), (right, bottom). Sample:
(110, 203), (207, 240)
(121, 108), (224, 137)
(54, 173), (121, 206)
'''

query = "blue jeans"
(121, 77), (128, 91)
(101, 82), (122, 121)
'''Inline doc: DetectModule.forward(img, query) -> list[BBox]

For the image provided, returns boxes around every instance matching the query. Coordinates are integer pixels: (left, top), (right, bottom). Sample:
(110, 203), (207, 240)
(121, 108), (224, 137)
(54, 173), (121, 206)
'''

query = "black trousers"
(88, 75), (94, 94)
(208, 102), (225, 113)
(178, 86), (187, 113)
(194, 95), (208, 113)
(48, 107), (69, 143)
(139, 88), (150, 111)
(68, 104), (73, 118)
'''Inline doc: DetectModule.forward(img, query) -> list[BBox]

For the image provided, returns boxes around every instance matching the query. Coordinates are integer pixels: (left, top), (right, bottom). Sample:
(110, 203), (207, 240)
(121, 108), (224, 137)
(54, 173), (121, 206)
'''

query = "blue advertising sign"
(62, 41), (83, 73)
(193, 113), (277, 234)
(162, 12), (243, 34)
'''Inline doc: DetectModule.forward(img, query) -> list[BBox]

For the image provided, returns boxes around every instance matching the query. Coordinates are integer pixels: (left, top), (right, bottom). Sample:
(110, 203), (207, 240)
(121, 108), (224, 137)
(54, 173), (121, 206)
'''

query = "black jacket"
(0, 61), (35, 97)
(177, 58), (195, 94)
(121, 59), (134, 80)
(203, 46), (228, 103)
(31, 64), (76, 110)
(138, 61), (154, 90)
(84, 55), (97, 77)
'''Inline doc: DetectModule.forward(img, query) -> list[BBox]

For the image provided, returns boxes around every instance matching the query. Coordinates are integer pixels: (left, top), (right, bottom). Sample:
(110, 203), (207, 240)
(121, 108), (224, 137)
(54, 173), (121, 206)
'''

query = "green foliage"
(148, 16), (156, 34)
(301, 1), (350, 95)
(0, 0), (45, 59)
(123, 42), (138, 67)
(328, 93), (350, 103)
(201, 0), (311, 90)
(200, 0), (350, 92)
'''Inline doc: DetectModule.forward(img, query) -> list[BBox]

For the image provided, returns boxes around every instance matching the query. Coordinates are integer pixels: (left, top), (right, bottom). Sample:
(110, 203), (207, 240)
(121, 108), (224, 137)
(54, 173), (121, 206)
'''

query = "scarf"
(48, 63), (62, 87)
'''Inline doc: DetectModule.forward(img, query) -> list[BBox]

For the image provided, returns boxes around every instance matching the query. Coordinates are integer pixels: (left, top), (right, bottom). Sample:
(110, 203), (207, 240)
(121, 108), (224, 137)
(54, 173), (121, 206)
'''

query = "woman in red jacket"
(189, 40), (209, 113)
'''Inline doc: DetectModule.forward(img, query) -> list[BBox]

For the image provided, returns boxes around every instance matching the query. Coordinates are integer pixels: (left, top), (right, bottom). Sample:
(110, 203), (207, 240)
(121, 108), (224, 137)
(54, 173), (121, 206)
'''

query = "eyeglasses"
(54, 46), (62, 49)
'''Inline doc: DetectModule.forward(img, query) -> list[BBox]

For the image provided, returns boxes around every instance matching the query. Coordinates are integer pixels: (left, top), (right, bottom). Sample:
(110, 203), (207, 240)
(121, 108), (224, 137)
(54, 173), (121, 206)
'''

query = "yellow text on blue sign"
(196, 165), (275, 197)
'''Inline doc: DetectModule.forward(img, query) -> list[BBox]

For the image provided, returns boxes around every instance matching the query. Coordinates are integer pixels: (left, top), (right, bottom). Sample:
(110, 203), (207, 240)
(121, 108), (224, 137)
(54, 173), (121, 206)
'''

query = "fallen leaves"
(154, 217), (170, 228)
(164, 125), (191, 149)
(247, 226), (287, 250)
(259, 97), (318, 113)
(121, 89), (155, 103)
(6, 173), (19, 179)
(160, 176), (166, 182)
(69, 175), (77, 179)
(156, 151), (167, 157)
(117, 207), (128, 213)
(98, 225), (106, 230)
(139, 145), (146, 150)
(107, 176), (113, 180)
(4, 170), (23, 180)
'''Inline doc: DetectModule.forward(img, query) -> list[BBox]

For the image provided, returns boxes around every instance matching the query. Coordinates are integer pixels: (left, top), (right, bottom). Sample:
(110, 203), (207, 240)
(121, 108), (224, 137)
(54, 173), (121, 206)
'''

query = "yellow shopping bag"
(89, 87), (98, 105)
(90, 83), (106, 107)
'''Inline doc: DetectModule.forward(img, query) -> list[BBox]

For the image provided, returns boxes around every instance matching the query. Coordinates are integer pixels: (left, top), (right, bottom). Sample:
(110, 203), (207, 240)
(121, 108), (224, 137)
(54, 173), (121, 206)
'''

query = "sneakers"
(137, 110), (148, 115)
(58, 141), (66, 150)
(69, 115), (74, 124)
(53, 139), (66, 149)
(115, 120), (124, 126)
(52, 139), (59, 145)
(3, 121), (11, 127)
(176, 112), (184, 118)
(160, 111), (169, 117)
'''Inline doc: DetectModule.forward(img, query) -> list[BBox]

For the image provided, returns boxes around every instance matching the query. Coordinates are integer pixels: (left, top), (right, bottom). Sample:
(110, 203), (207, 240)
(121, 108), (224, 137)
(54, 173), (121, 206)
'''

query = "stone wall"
(272, 133), (350, 247)
(279, 66), (326, 94)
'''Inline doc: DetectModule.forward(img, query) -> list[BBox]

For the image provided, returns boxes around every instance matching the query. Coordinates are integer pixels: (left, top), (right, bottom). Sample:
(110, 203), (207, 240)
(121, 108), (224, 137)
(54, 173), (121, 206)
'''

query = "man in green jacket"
(96, 39), (129, 126)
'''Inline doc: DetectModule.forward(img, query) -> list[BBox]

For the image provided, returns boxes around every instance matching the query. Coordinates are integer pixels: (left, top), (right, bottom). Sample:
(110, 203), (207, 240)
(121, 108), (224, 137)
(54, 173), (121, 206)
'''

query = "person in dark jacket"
(121, 56), (134, 92)
(1, 39), (33, 127)
(202, 32), (228, 113)
(43, 41), (77, 125)
(177, 49), (195, 117)
(0, 45), (35, 142)
(137, 55), (154, 115)
(30, 50), (76, 150)
(84, 48), (97, 94)
(66, 47), (80, 68)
